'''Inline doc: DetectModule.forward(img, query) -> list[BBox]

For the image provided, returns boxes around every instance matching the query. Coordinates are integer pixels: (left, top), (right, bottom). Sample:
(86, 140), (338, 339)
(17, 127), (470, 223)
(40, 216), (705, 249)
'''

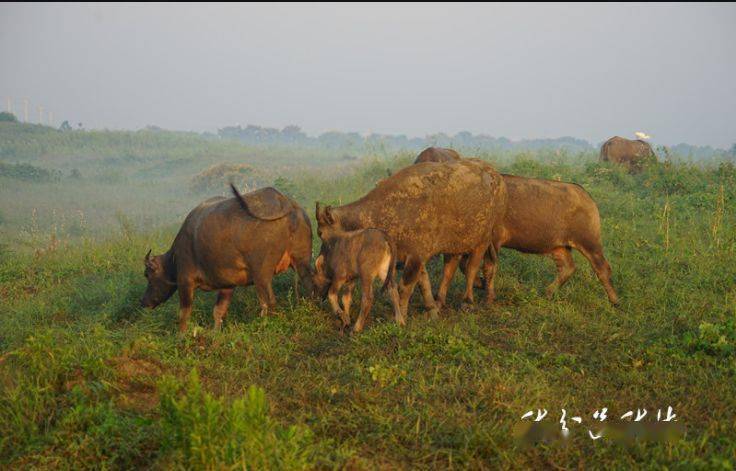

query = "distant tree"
(0, 111), (18, 122)
(281, 125), (306, 143)
(729, 143), (736, 157)
(59, 120), (73, 131)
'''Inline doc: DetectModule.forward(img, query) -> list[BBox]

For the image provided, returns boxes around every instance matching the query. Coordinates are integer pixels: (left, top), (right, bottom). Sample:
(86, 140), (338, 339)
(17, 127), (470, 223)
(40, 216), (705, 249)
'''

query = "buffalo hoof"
(427, 306), (440, 320)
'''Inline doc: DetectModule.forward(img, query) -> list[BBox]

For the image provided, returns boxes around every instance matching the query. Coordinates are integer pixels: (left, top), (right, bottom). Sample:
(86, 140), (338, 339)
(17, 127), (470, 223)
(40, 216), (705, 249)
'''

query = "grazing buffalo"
(600, 136), (656, 173)
(483, 175), (618, 304)
(413, 150), (618, 305)
(140, 185), (314, 332)
(413, 147), (462, 164)
(313, 225), (401, 333)
(442, 176), (619, 305)
(315, 159), (507, 318)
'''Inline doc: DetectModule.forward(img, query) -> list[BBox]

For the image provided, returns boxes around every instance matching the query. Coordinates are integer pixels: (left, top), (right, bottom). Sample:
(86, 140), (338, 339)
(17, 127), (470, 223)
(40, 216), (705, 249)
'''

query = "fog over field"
(1, 4), (736, 469)
(1, 3), (735, 147)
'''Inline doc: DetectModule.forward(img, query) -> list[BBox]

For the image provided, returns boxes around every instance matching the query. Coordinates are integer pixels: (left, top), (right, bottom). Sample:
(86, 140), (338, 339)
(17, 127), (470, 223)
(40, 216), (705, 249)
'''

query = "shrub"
(0, 162), (59, 182)
(684, 321), (736, 357)
(644, 162), (708, 196)
(158, 369), (314, 469)
(190, 163), (260, 194)
(0, 112), (18, 123)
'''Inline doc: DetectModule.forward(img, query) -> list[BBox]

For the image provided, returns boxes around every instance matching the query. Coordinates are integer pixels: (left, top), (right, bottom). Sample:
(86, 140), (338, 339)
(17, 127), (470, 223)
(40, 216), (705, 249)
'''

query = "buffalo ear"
(314, 201), (327, 224)
(315, 202), (336, 226)
(315, 254), (324, 272)
(324, 206), (335, 225)
(144, 249), (158, 270)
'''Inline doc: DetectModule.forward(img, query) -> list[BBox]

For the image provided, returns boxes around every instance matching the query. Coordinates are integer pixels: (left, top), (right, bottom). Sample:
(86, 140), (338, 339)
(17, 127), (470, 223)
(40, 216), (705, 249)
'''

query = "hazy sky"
(1, 3), (735, 147)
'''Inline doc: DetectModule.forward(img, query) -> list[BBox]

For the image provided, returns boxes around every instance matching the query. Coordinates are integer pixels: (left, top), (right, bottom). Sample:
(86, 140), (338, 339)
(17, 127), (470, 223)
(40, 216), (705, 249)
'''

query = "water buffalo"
(315, 159), (507, 318)
(140, 185), (314, 332)
(414, 147), (462, 164)
(486, 175), (618, 304)
(413, 151), (618, 305)
(600, 136), (656, 173)
(313, 226), (401, 333)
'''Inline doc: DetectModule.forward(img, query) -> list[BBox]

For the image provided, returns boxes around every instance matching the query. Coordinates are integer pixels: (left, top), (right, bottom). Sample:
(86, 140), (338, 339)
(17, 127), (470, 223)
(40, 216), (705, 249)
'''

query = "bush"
(643, 162), (708, 195)
(0, 112), (18, 123)
(684, 321), (736, 357)
(190, 163), (260, 194)
(0, 162), (59, 182)
(158, 369), (314, 469)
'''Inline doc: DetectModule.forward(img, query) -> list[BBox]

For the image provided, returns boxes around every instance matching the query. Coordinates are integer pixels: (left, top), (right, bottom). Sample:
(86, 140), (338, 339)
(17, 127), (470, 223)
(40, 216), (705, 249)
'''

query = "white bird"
(635, 131), (651, 140)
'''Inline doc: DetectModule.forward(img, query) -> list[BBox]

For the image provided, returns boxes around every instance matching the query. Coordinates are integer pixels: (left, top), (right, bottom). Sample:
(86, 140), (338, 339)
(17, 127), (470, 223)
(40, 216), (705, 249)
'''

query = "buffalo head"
(140, 249), (177, 308)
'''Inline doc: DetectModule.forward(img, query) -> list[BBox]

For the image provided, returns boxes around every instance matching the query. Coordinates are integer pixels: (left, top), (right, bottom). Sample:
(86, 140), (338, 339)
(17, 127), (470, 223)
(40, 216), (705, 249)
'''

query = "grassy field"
(1, 125), (735, 469)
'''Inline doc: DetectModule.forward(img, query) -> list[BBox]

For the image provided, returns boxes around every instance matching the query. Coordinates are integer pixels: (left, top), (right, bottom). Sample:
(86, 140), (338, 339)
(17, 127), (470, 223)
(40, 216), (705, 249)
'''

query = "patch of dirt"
(63, 368), (86, 392)
(109, 355), (164, 413)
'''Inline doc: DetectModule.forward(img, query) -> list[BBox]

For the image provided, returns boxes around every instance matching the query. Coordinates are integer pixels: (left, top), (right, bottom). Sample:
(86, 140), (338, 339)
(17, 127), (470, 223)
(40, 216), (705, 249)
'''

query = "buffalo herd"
(142, 145), (624, 333)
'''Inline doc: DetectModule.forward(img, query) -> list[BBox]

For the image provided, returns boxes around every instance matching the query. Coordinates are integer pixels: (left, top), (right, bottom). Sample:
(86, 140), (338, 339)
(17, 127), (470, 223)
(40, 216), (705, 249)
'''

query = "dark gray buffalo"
(600, 136), (656, 173)
(413, 147), (462, 164)
(315, 159), (507, 318)
(140, 185), (314, 332)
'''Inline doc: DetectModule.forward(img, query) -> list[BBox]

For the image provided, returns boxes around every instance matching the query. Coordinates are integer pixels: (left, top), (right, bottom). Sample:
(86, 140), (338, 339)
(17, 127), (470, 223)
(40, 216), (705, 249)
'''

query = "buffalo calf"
(313, 216), (402, 333)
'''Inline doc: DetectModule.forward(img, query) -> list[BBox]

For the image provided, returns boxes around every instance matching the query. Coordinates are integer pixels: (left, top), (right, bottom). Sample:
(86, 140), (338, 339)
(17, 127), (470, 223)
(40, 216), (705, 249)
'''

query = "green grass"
(1, 129), (735, 468)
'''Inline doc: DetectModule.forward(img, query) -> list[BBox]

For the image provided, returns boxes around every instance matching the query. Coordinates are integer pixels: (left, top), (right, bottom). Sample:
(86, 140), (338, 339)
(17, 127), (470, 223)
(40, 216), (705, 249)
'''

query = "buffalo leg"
(328, 279), (351, 330)
(460, 255), (484, 289)
(212, 288), (234, 331)
(353, 276), (375, 333)
(408, 265), (438, 313)
(577, 244), (619, 305)
(341, 281), (354, 324)
(545, 247), (576, 298)
(418, 265), (439, 314)
(483, 244), (500, 304)
(177, 284), (195, 333)
(253, 272), (276, 317)
(293, 255), (315, 299)
(437, 254), (460, 307)
(387, 279), (405, 326)
(398, 257), (424, 317)
(462, 246), (487, 304)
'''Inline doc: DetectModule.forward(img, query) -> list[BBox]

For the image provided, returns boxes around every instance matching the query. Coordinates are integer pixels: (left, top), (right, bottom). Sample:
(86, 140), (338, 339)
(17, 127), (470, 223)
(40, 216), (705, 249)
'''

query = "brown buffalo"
(315, 159), (507, 318)
(414, 147), (462, 164)
(600, 136), (656, 173)
(140, 185), (314, 332)
(312, 225), (402, 333)
(438, 176), (619, 305)
(413, 151), (618, 305)
(488, 175), (618, 304)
